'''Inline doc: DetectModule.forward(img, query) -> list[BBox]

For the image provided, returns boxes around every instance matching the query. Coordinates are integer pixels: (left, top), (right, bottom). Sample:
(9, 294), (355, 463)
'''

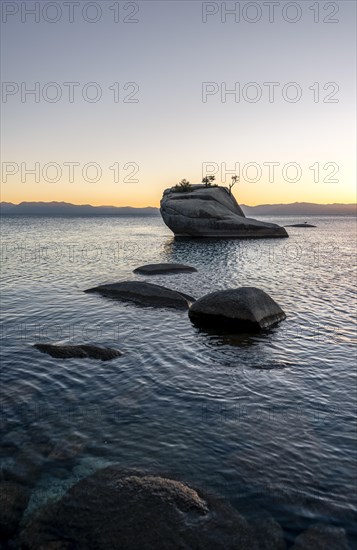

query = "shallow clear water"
(1, 215), (356, 545)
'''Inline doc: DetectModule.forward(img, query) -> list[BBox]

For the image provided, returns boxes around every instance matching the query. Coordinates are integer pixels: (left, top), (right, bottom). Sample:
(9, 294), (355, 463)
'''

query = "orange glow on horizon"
(2, 180), (356, 207)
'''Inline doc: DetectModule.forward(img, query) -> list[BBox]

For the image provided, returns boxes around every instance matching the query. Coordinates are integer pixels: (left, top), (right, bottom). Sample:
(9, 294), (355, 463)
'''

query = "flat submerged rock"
(20, 466), (259, 550)
(85, 280), (195, 309)
(34, 343), (123, 361)
(189, 287), (286, 332)
(285, 223), (316, 228)
(134, 263), (197, 275)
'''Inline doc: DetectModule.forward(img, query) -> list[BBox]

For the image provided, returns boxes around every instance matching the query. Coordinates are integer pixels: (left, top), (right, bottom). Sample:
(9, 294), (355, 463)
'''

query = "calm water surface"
(1, 215), (356, 546)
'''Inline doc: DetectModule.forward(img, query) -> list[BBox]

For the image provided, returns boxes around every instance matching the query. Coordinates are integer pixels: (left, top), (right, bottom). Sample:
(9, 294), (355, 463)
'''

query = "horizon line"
(2, 200), (356, 208)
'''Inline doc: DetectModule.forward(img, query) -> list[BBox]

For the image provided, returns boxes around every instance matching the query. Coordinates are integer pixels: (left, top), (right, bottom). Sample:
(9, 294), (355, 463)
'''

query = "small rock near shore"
(284, 223), (316, 228)
(133, 263), (197, 275)
(34, 344), (123, 361)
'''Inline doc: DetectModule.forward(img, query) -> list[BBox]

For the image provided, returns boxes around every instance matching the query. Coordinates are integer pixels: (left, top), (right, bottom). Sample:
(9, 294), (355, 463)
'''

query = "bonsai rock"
(160, 185), (288, 238)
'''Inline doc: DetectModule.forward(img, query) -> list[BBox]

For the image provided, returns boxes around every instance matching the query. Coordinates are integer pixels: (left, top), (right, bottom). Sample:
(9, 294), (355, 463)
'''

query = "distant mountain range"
(240, 202), (356, 216)
(0, 202), (159, 216)
(0, 201), (355, 216)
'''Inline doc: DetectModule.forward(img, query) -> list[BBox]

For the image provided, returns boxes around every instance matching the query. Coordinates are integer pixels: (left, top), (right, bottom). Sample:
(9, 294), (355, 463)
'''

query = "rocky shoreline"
(1, 263), (352, 549)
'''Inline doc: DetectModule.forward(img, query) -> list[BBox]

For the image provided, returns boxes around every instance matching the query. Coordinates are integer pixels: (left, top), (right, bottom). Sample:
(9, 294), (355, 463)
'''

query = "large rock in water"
(20, 467), (259, 550)
(189, 287), (286, 331)
(160, 185), (288, 238)
(85, 281), (194, 309)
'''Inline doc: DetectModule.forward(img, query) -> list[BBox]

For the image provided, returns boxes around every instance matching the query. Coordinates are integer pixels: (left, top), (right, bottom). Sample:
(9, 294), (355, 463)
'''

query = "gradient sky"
(1, 0), (356, 206)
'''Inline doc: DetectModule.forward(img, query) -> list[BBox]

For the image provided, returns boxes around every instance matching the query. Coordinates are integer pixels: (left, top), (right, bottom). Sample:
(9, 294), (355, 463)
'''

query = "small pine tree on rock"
(202, 175), (216, 187)
(174, 179), (191, 192)
(229, 175), (238, 194)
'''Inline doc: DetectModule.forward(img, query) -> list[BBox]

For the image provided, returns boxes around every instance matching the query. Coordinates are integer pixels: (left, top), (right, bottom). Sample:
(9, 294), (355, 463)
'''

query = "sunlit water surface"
(1, 215), (356, 546)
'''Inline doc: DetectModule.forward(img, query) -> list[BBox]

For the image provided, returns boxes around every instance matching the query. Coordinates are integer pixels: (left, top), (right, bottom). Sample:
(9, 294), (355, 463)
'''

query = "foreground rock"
(291, 524), (350, 549)
(34, 343), (123, 361)
(134, 263), (197, 275)
(161, 185), (288, 238)
(20, 467), (259, 549)
(0, 481), (30, 540)
(85, 281), (194, 309)
(189, 287), (286, 331)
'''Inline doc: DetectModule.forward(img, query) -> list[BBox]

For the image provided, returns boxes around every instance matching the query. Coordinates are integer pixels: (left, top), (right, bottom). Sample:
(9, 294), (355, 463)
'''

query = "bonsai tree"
(202, 175), (216, 187)
(229, 174), (238, 194)
(174, 178), (191, 192)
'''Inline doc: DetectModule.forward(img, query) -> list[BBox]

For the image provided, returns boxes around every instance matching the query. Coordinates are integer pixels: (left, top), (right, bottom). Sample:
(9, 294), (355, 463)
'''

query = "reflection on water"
(0, 215), (356, 546)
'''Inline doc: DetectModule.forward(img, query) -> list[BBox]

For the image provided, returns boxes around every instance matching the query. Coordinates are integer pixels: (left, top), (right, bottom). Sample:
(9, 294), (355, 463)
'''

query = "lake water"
(1, 215), (356, 546)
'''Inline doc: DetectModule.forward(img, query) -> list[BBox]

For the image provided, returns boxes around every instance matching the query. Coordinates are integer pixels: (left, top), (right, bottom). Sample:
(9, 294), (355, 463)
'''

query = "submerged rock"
(48, 434), (88, 462)
(2, 444), (46, 487)
(34, 344), (123, 361)
(189, 287), (286, 331)
(291, 524), (350, 549)
(134, 263), (197, 275)
(160, 185), (288, 238)
(20, 467), (259, 550)
(85, 281), (194, 309)
(0, 481), (30, 539)
(250, 515), (286, 550)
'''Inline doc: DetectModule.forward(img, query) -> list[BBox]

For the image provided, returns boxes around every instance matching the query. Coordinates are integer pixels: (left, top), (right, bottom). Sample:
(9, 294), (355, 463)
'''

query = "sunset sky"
(1, 0), (356, 207)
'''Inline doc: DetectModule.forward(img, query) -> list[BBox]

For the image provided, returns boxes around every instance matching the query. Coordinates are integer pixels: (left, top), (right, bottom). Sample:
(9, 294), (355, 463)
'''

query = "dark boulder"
(189, 287), (286, 331)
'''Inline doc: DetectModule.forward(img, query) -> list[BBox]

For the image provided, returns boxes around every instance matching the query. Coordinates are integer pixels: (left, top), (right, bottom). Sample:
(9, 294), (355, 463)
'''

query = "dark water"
(1, 215), (356, 545)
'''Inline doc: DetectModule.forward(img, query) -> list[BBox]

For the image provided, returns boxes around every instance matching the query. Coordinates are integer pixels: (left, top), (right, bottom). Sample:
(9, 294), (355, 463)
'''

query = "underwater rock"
(291, 523), (350, 549)
(0, 481), (30, 539)
(20, 466), (259, 549)
(250, 515), (286, 550)
(48, 434), (88, 462)
(2, 445), (46, 487)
